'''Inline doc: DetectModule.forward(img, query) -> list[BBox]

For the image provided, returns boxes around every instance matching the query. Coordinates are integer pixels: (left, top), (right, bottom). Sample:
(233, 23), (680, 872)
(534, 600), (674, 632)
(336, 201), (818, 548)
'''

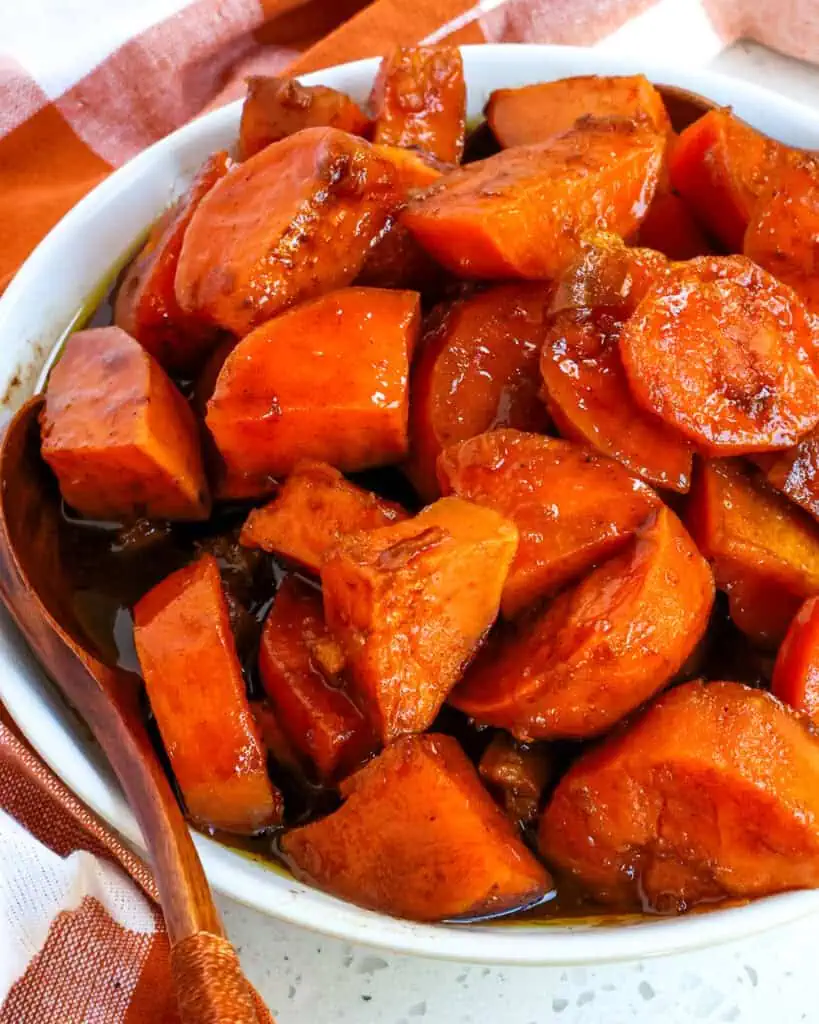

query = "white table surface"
(225, 42), (819, 1024)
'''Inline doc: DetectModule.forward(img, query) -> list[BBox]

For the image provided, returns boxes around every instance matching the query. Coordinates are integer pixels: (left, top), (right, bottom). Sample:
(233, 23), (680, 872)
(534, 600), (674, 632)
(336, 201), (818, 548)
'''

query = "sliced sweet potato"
(40, 326), (209, 522)
(539, 681), (819, 909)
(772, 596), (819, 724)
(620, 255), (819, 455)
(259, 577), (373, 781)
(370, 46), (466, 164)
(175, 127), (400, 336)
(686, 459), (819, 645)
(452, 507), (714, 740)
(635, 192), (712, 259)
(486, 74), (670, 149)
(479, 733), (552, 826)
(241, 461), (406, 573)
(281, 733), (550, 921)
(250, 699), (304, 775)
(540, 238), (692, 492)
(238, 76), (369, 160)
(206, 288), (419, 494)
(191, 335), (236, 415)
(669, 108), (790, 250)
(402, 118), (665, 280)
(133, 555), (282, 833)
(437, 430), (660, 618)
(756, 427), (819, 522)
(404, 283), (552, 501)
(322, 497), (518, 742)
(744, 157), (819, 315)
(114, 152), (230, 375)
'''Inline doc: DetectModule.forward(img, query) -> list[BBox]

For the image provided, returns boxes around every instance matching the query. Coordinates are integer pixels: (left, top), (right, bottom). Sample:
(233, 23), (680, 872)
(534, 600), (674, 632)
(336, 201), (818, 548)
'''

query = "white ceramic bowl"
(3, 44), (819, 965)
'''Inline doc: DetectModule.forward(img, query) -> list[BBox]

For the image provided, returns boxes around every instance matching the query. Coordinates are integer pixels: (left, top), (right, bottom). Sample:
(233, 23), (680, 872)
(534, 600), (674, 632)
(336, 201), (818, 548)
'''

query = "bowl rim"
(4, 42), (819, 965)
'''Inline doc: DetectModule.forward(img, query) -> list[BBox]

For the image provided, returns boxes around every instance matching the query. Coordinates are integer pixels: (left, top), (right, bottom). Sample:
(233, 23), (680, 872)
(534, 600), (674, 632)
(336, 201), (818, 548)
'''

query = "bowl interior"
(3, 43), (819, 965)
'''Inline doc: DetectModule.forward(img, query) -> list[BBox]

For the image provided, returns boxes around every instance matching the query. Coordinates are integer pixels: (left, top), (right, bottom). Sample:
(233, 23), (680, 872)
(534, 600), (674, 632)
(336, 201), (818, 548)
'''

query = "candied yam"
(259, 577), (373, 781)
(541, 239), (692, 492)
(539, 681), (819, 909)
(744, 157), (819, 315)
(240, 461), (407, 574)
(322, 497), (518, 742)
(404, 283), (552, 501)
(402, 118), (665, 280)
(281, 734), (550, 921)
(479, 733), (552, 826)
(486, 74), (670, 149)
(175, 128), (399, 336)
(370, 46), (466, 164)
(757, 427), (819, 522)
(133, 555), (282, 833)
(635, 192), (712, 260)
(669, 108), (790, 250)
(452, 507), (714, 740)
(250, 699), (304, 775)
(686, 459), (819, 645)
(772, 596), (819, 724)
(114, 152), (230, 374)
(437, 430), (660, 618)
(620, 255), (819, 455)
(206, 288), (419, 494)
(238, 77), (369, 159)
(40, 326), (209, 522)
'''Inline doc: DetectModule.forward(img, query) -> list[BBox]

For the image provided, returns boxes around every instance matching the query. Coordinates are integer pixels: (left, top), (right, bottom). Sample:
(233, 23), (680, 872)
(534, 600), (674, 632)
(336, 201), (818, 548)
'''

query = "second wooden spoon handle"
(171, 932), (273, 1024)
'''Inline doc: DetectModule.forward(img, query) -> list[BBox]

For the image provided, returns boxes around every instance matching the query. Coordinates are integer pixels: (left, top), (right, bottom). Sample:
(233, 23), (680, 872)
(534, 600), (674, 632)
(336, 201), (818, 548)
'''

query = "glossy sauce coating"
(772, 596), (819, 725)
(478, 733), (552, 827)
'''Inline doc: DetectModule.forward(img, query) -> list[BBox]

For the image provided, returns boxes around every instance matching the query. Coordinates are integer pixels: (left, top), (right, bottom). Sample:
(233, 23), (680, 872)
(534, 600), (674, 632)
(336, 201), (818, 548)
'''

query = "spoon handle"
(172, 933), (273, 1024)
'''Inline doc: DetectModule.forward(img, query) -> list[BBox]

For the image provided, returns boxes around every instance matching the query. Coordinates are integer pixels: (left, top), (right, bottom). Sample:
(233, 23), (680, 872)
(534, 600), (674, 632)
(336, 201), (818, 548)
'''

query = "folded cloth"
(0, 0), (815, 1020)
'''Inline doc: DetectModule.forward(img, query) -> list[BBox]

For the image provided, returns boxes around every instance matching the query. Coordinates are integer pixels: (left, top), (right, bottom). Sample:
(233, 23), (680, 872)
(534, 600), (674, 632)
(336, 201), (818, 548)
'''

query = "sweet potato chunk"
(635, 192), (712, 260)
(486, 74), (670, 149)
(281, 734), (550, 921)
(686, 460), (819, 645)
(114, 153), (230, 374)
(133, 555), (282, 833)
(405, 283), (552, 501)
(452, 507), (714, 740)
(438, 430), (660, 618)
(322, 497), (518, 741)
(744, 157), (819, 315)
(240, 461), (407, 574)
(620, 255), (819, 454)
(402, 118), (665, 280)
(175, 128), (399, 335)
(250, 699), (303, 774)
(539, 681), (819, 909)
(756, 427), (819, 522)
(206, 288), (419, 493)
(40, 326), (209, 522)
(479, 733), (552, 826)
(370, 46), (466, 164)
(540, 238), (692, 492)
(773, 596), (819, 724)
(238, 76), (369, 160)
(670, 108), (789, 250)
(259, 577), (373, 781)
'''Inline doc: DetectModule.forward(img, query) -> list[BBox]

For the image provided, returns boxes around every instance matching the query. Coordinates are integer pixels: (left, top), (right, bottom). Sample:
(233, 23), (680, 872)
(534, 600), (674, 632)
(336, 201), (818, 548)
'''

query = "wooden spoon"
(0, 396), (271, 1024)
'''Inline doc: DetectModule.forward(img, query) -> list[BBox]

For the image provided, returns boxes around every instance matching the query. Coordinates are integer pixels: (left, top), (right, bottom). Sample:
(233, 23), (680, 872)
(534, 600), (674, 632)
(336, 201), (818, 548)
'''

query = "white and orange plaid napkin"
(1, 1), (818, 1020)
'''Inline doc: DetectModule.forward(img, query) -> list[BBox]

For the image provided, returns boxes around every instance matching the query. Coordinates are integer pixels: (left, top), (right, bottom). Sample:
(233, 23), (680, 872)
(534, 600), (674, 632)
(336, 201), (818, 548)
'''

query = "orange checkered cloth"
(0, 1), (814, 1020)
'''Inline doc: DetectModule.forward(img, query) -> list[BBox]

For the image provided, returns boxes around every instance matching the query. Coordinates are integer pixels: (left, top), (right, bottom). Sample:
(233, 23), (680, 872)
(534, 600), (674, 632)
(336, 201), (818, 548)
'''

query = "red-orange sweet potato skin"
(486, 74), (670, 149)
(402, 118), (665, 280)
(539, 681), (819, 910)
(133, 555), (282, 833)
(321, 497), (519, 742)
(206, 288), (419, 492)
(772, 596), (819, 725)
(239, 77), (370, 159)
(40, 326), (210, 522)
(370, 46), (466, 164)
(452, 507), (714, 741)
(114, 152), (230, 375)
(280, 733), (550, 921)
(240, 460), (407, 574)
(258, 576), (373, 781)
(437, 430), (660, 618)
(175, 127), (400, 336)
(405, 284), (553, 501)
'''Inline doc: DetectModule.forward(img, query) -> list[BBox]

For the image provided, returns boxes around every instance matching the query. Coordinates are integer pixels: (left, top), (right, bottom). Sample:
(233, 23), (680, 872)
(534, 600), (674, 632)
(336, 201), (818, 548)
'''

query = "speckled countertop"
(225, 43), (819, 1024)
